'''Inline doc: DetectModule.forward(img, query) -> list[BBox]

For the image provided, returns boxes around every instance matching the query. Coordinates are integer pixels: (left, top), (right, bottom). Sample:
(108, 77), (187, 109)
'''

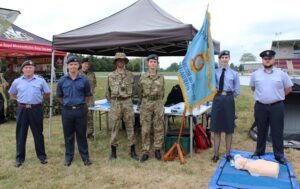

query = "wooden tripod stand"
(162, 106), (187, 164)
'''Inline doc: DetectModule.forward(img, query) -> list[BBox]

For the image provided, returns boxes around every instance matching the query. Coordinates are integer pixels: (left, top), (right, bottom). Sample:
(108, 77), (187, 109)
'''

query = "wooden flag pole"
(162, 106), (187, 164)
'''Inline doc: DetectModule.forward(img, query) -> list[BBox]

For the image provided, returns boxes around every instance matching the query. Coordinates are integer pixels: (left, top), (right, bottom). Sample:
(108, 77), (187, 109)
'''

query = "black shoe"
(109, 154), (117, 161)
(109, 145), (117, 161)
(40, 159), (48, 165)
(251, 151), (265, 158)
(64, 160), (72, 167)
(140, 154), (149, 162)
(275, 157), (286, 165)
(15, 161), (23, 168)
(130, 145), (139, 161)
(211, 155), (219, 163)
(226, 155), (232, 162)
(83, 159), (92, 166)
(155, 150), (161, 160)
(0, 119), (7, 124)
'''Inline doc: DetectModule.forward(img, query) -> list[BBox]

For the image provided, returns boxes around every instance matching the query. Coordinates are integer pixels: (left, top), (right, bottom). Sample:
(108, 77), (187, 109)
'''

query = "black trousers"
(62, 106), (89, 162)
(254, 101), (284, 158)
(16, 106), (46, 162)
(0, 93), (5, 122)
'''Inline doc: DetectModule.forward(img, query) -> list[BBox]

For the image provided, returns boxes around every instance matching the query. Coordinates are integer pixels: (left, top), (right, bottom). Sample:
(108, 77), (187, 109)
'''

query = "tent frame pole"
(49, 50), (55, 139)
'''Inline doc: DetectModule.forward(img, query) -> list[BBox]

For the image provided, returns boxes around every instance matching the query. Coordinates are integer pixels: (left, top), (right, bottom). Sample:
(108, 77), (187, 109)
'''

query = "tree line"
(73, 53), (253, 73)
(0, 52), (254, 73)
(72, 54), (181, 72)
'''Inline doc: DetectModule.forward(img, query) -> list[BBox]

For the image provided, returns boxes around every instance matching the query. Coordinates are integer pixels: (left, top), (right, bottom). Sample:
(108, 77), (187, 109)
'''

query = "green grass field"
(0, 77), (299, 189)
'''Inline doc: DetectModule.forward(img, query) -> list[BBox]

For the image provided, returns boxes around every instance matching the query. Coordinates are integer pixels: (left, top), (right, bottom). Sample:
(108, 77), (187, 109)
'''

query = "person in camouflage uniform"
(79, 58), (97, 139)
(139, 54), (165, 162)
(105, 52), (138, 161)
(0, 75), (7, 123)
(3, 63), (20, 120)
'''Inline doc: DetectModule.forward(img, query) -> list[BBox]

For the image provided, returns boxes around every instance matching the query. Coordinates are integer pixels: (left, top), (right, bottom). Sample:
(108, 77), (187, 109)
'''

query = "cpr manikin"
(233, 154), (280, 178)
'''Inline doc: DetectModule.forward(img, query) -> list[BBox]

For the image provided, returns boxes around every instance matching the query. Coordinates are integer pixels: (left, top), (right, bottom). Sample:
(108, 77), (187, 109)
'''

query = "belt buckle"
(25, 104), (32, 108)
(72, 106), (76, 110)
(221, 91), (227, 96)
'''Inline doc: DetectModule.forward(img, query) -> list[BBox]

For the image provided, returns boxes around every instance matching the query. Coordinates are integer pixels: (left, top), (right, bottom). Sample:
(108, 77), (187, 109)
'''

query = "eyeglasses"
(263, 57), (273, 61)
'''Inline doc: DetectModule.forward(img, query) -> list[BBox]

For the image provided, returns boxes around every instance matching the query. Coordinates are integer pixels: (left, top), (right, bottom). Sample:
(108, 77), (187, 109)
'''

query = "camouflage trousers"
(140, 99), (164, 154)
(109, 99), (136, 147)
(86, 96), (94, 136)
(2, 91), (17, 120)
(7, 99), (17, 120)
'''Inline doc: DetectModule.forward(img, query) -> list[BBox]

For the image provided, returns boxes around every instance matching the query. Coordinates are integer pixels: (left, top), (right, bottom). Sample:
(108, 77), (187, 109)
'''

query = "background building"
(240, 39), (300, 75)
(272, 39), (300, 75)
(240, 61), (261, 73)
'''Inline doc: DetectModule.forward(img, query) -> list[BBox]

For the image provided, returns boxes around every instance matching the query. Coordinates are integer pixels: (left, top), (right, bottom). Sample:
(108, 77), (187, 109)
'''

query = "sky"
(2, 0), (300, 69)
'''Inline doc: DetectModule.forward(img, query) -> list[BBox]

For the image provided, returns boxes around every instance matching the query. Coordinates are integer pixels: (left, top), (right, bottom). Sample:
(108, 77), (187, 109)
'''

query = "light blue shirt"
(250, 67), (293, 104)
(8, 75), (50, 104)
(215, 67), (240, 97)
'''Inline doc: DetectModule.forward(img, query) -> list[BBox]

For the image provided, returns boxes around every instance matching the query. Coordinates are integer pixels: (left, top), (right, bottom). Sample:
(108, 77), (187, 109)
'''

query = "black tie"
(219, 68), (226, 92)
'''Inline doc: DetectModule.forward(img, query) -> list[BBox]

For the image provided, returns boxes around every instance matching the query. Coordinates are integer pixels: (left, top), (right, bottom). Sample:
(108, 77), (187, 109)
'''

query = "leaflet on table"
(170, 102), (185, 114)
(95, 99), (108, 105)
(94, 101), (111, 108)
(93, 99), (139, 111)
(170, 102), (211, 114)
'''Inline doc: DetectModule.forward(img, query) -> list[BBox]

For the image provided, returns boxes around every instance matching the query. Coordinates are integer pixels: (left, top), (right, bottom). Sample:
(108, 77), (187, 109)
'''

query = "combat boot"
(155, 150), (161, 160)
(130, 145), (139, 160)
(140, 154), (149, 162)
(109, 145), (117, 160)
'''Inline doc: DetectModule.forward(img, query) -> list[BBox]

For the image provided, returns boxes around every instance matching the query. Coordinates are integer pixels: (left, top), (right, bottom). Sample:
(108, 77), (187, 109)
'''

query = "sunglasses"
(263, 57), (273, 61)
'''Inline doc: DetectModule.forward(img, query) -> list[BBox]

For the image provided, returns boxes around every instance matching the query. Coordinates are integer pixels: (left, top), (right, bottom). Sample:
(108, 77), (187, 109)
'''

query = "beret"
(66, 56), (80, 64)
(259, 50), (276, 58)
(20, 60), (35, 70)
(219, 50), (230, 58)
(146, 54), (159, 61)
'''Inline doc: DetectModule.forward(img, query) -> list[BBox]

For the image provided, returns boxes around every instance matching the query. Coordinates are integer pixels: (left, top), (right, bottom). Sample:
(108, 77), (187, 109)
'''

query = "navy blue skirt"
(210, 94), (235, 134)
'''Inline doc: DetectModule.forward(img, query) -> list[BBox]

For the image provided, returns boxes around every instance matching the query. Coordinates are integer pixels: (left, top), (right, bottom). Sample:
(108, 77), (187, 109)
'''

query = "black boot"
(109, 145), (117, 160)
(155, 150), (161, 160)
(140, 154), (149, 163)
(251, 151), (265, 158)
(130, 145), (139, 160)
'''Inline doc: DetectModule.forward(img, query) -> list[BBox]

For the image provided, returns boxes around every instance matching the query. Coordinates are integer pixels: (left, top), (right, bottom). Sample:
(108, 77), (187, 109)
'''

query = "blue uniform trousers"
(62, 106), (89, 162)
(16, 106), (46, 162)
(254, 101), (284, 158)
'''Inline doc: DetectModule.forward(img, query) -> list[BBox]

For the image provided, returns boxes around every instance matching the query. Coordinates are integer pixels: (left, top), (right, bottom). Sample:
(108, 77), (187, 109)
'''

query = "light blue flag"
(178, 10), (217, 112)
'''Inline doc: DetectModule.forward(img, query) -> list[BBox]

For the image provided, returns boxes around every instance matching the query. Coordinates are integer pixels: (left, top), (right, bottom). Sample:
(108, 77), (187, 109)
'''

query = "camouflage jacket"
(3, 71), (19, 87)
(106, 69), (134, 99)
(0, 75), (5, 92)
(0, 75), (4, 85)
(79, 70), (97, 94)
(138, 72), (165, 100)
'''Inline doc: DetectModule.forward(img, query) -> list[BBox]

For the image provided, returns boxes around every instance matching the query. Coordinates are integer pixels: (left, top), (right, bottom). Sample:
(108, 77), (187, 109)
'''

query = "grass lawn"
(0, 77), (299, 189)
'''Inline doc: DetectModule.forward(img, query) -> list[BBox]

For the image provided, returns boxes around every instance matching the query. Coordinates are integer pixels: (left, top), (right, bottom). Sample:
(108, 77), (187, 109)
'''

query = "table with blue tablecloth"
(89, 100), (212, 156)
